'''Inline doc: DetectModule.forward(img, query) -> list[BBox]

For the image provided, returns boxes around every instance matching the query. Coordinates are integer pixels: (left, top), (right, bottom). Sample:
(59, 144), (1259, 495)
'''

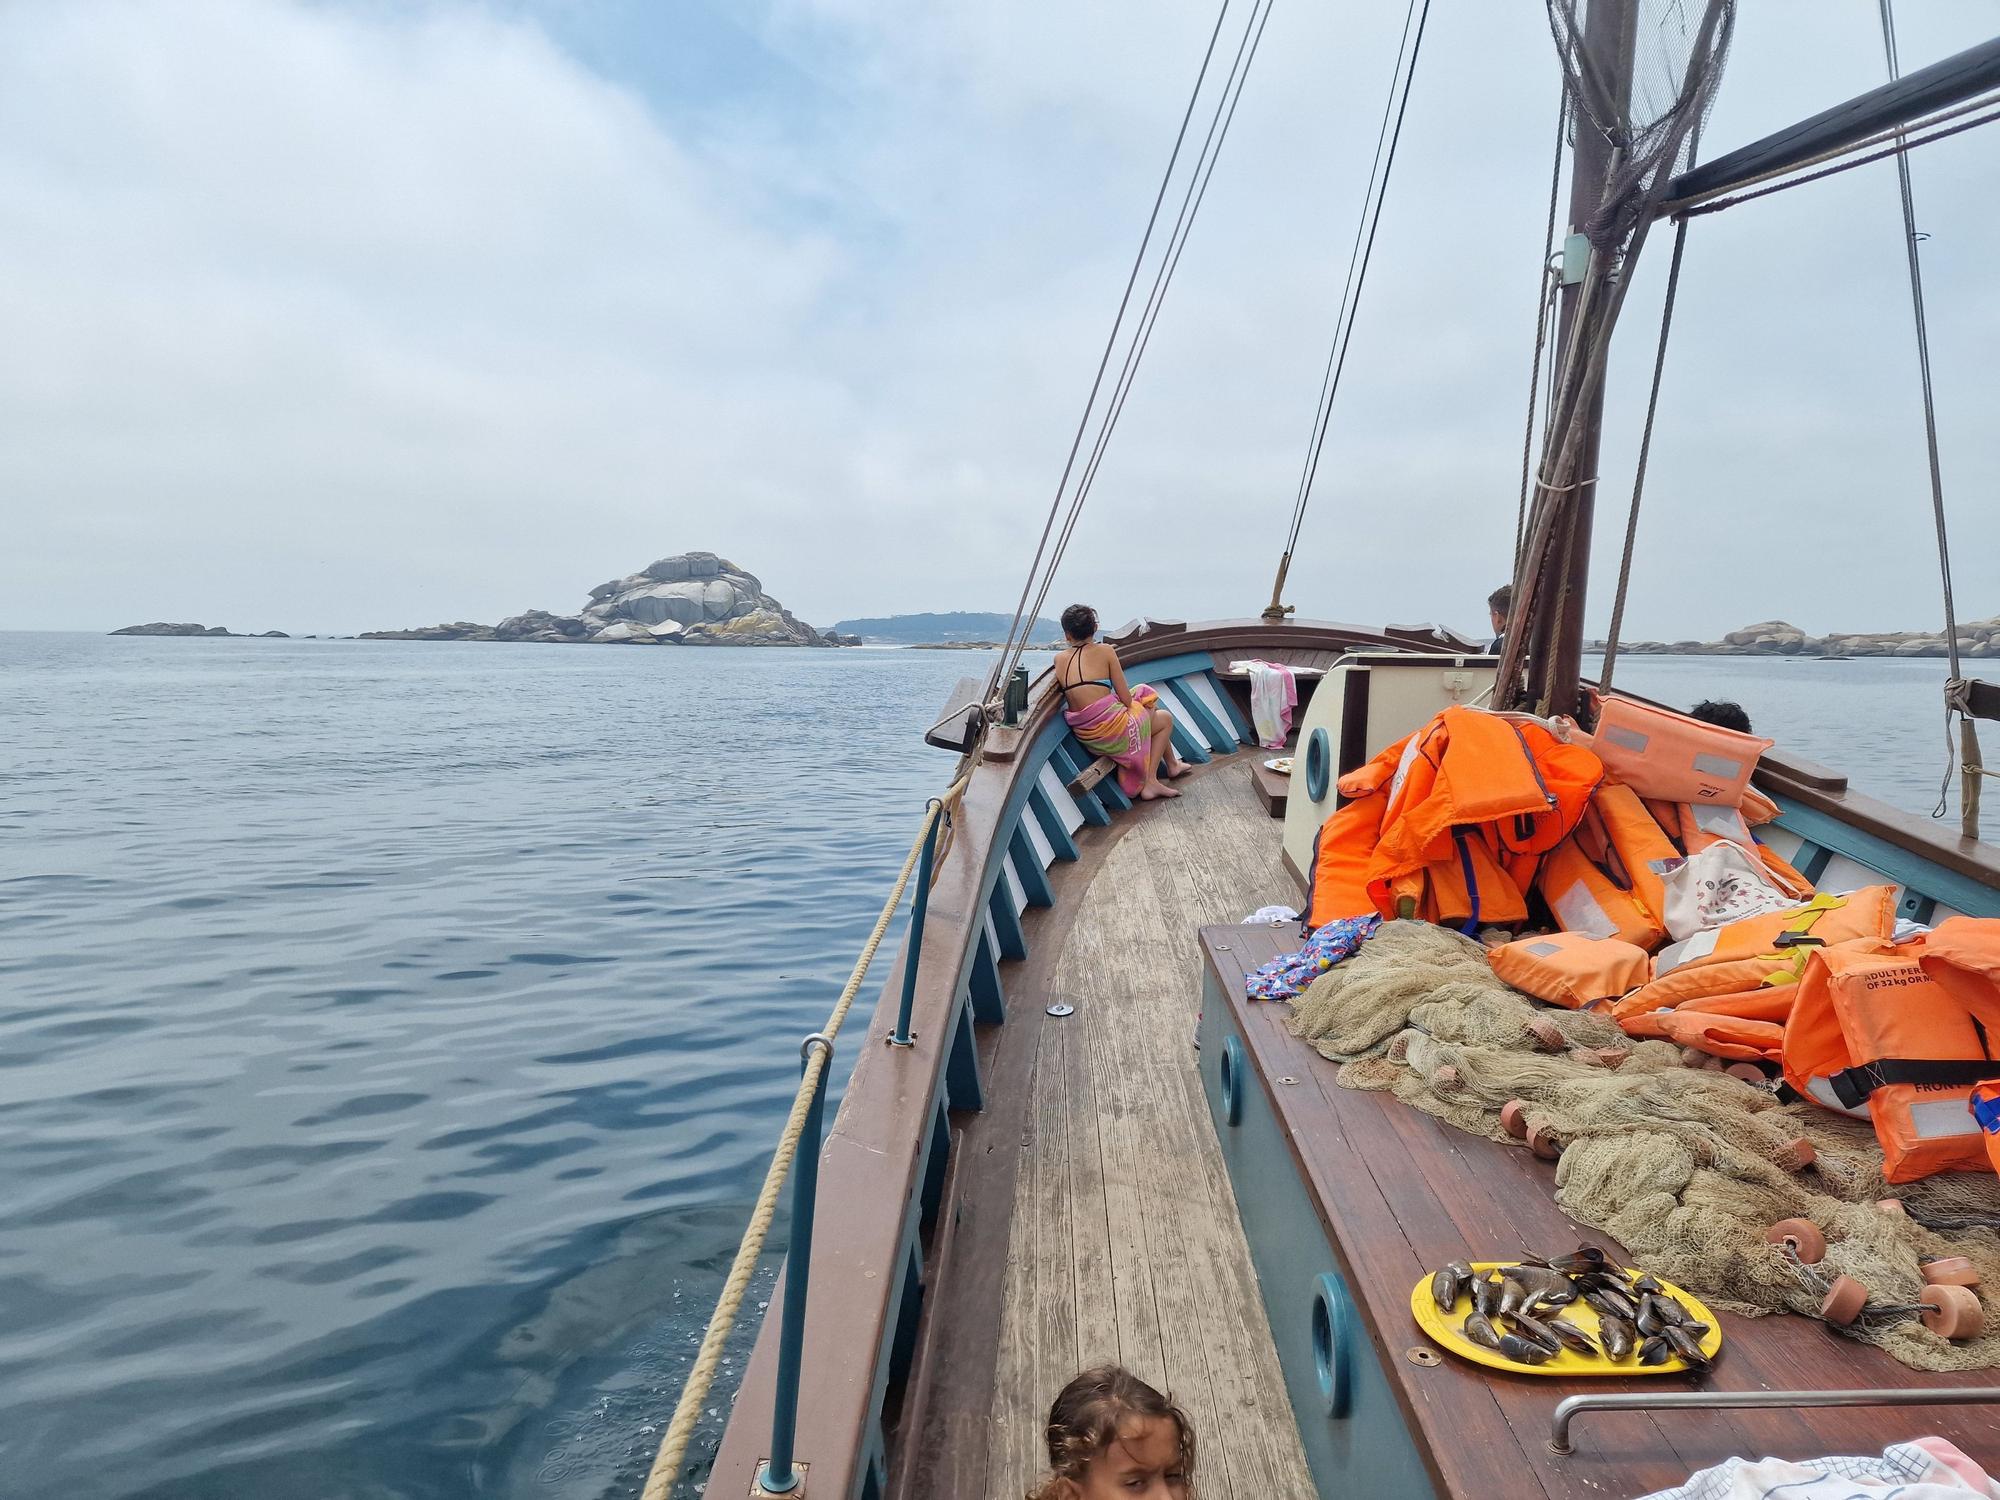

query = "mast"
(1533, 0), (1638, 713)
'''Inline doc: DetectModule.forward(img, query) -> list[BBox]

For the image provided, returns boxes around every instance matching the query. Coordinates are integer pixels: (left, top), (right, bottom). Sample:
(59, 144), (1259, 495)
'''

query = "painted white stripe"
(1758, 824), (1804, 861)
(1147, 677), (1192, 728)
(1022, 812), (1056, 870)
(1180, 672), (1242, 744)
(1003, 858), (1027, 916)
(1038, 764), (1086, 834)
(983, 910), (1001, 963)
(1818, 853), (1884, 897)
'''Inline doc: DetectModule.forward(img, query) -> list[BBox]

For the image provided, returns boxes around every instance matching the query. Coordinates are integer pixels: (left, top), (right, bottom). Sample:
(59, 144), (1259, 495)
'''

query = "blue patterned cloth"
(1245, 914), (1381, 1001)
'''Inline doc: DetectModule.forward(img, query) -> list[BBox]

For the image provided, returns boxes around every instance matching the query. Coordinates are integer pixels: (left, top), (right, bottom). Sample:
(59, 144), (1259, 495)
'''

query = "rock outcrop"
(357, 552), (837, 647)
(1605, 615), (2000, 659)
(112, 622), (238, 637)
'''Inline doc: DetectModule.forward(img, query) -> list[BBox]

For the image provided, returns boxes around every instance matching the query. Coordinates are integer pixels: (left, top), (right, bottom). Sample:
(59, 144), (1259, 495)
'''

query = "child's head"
(1028, 1365), (1194, 1500)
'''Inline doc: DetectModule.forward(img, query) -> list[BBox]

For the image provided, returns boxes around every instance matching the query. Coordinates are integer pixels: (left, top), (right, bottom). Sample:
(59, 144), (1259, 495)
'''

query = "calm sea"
(0, 634), (1969, 1498)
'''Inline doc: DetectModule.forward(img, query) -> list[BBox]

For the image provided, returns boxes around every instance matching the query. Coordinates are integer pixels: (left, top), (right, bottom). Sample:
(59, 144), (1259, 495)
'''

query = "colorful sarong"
(1245, 914), (1381, 1001)
(1064, 684), (1161, 797)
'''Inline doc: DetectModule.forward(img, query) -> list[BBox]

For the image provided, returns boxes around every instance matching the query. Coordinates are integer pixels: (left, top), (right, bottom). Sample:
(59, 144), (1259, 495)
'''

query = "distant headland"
(1602, 616), (2000, 659)
(112, 553), (859, 647)
(112, 623), (290, 638)
(828, 612), (1061, 646)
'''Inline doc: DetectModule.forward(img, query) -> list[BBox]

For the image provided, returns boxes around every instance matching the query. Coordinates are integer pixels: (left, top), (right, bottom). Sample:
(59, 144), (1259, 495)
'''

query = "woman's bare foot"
(1165, 759), (1193, 779)
(1139, 782), (1181, 800)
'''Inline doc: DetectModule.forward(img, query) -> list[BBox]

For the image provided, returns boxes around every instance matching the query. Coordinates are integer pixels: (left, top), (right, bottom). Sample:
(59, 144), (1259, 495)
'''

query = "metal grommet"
(801, 1032), (835, 1062)
(1215, 944), (1230, 951)
(1305, 727), (1331, 802)
(1046, 1003), (1074, 1017)
(1405, 1346), (1441, 1367)
(1278, 1076), (1299, 1085)
(1220, 1035), (1245, 1125)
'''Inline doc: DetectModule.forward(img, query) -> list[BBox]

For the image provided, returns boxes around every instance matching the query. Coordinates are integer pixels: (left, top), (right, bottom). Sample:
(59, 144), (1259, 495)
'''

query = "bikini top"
(1059, 648), (1114, 693)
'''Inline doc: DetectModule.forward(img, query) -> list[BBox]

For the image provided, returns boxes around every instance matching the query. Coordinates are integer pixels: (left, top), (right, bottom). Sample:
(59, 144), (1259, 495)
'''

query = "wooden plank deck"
(984, 760), (1313, 1500)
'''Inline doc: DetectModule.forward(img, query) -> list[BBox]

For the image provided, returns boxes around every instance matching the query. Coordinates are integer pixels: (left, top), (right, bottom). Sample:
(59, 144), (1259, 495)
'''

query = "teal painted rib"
(968, 927), (1005, 1023)
(1167, 713), (1212, 765)
(1029, 783), (1080, 860)
(1008, 826), (1055, 907)
(1162, 675), (1235, 754)
(1049, 738), (1116, 821)
(946, 1001), (984, 1112)
(1203, 666), (1257, 744)
(1773, 797), (2000, 917)
(987, 879), (1027, 960)
(1125, 650), (1224, 684)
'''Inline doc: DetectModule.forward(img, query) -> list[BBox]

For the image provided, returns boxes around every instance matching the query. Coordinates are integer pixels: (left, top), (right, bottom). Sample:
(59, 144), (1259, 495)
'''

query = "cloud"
(1, 0), (1995, 641)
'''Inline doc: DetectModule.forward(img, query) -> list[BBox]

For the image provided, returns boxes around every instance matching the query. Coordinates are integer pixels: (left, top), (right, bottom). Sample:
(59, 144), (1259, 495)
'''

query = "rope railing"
(638, 770), (972, 1500)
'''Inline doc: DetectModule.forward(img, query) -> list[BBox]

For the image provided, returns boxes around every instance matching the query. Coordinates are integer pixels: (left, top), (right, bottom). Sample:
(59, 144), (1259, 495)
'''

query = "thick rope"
(1598, 216), (1689, 697)
(639, 773), (970, 1500)
(1516, 95), (1568, 568)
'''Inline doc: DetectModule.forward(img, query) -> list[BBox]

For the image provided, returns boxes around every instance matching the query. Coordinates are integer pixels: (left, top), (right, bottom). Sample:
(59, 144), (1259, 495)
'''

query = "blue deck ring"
(1311, 1271), (1356, 1418)
(1305, 727), (1331, 803)
(1220, 1035), (1245, 1126)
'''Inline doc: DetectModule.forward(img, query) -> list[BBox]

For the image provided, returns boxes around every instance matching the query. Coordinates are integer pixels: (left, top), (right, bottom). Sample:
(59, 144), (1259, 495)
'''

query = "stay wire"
(1876, 1), (1971, 827)
(1516, 94), (1568, 568)
(1597, 216), (1688, 698)
(1284, 0), (1435, 562)
(987, 0), (1236, 699)
(1282, 0), (1424, 555)
(1011, 0), (1275, 673)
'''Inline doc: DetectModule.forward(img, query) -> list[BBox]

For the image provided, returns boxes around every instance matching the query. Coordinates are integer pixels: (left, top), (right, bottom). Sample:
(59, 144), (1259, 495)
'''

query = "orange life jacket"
(1613, 954), (1811, 1034)
(1307, 707), (1600, 931)
(1490, 931), (1651, 1010)
(1652, 886), (1897, 977)
(1590, 696), (1774, 806)
(1536, 837), (1665, 948)
(1782, 918), (2000, 1182)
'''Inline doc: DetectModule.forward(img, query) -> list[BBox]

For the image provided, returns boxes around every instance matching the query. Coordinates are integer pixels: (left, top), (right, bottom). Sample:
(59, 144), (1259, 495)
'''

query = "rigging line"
(1597, 217), (1689, 699)
(1283, 0), (1425, 550)
(1516, 94), (1568, 568)
(1009, 0), (1275, 673)
(1673, 94), (2000, 221)
(1878, 0), (1959, 685)
(986, 0), (1237, 698)
(1284, 0), (1435, 560)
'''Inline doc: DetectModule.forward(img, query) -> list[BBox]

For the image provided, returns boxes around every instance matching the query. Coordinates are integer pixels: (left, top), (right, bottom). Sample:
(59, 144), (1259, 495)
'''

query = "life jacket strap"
(1830, 1058), (2000, 1110)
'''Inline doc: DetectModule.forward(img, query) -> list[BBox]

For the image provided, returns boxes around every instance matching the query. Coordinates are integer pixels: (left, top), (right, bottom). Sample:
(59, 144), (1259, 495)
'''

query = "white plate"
(1264, 757), (1293, 775)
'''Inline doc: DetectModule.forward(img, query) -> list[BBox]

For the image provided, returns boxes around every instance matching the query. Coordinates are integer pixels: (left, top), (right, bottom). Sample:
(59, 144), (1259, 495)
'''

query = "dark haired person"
(1689, 700), (1753, 734)
(1487, 584), (1512, 654)
(1054, 604), (1189, 801)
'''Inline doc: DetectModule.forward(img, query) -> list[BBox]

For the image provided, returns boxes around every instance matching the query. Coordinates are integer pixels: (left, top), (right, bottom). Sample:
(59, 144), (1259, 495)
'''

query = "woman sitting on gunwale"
(1053, 604), (1189, 802)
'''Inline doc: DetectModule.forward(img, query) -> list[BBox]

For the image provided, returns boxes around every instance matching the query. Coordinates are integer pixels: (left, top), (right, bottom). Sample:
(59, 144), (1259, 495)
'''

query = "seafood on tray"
(1411, 1245), (1722, 1377)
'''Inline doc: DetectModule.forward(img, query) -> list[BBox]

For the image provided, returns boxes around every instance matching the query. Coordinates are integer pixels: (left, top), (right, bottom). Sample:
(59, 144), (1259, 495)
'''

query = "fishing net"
(1546, 0), (1736, 250)
(1289, 920), (2000, 1371)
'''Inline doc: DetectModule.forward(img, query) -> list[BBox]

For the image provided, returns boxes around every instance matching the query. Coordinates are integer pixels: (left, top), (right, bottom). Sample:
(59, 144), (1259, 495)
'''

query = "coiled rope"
(638, 771), (971, 1500)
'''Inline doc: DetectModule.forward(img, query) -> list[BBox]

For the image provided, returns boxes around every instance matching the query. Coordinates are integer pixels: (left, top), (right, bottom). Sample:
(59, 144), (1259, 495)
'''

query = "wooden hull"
(706, 619), (2000, 1499)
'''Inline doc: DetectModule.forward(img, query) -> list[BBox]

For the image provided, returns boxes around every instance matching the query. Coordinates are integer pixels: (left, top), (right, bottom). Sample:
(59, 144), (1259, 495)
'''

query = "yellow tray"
(1409, 1262), (1722, 1377)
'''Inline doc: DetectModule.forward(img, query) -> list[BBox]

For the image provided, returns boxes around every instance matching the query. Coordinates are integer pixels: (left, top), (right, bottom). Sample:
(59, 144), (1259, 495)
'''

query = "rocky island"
(1606, 616), (2000, 659)
(359, 553), (855, 647)
(110, 623), (288, 638)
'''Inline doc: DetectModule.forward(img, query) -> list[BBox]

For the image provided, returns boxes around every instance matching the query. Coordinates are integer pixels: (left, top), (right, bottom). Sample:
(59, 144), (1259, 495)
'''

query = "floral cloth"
(1246, 914), (1381, 1001)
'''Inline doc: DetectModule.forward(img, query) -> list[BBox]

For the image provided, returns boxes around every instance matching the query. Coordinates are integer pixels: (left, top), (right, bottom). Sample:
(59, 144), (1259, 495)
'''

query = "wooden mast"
(1520, 0), (1637, 715)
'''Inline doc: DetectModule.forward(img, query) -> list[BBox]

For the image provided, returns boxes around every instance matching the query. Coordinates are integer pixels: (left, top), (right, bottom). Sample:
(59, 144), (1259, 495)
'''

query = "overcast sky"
(2, 0), (1995, 641)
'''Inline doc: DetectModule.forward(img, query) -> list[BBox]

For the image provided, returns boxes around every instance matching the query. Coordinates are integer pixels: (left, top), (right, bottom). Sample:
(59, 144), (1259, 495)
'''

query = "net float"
(1764, 1218), (1826, 1264)
(1500, 1099), (1530, 1139)
(1819, 1275), (1869, 1327)
(1919, 1283), (1983, 1340)
(1773, 1137), (1816, 1173)
(1921, 1256), (1980, 1288)
(1524, 1015), (1566, 1052)
(1724, 1062), (1765, 1084)
(1528, 1123), (1563, 1161)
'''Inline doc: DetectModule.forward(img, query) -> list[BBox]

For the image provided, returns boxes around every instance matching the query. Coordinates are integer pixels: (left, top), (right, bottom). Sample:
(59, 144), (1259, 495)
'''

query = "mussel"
(1635, 1298), (1670, 1338)
(1544, 1316), (1598, 1356)
(1507, 1311), (1563, 1354)
(1497, 1277), (1531, 1318)
(1598, 1314), (1637, 1360)
(1431, 1261), (1472, 1311)
(1496, 1332), (1552, 1366)
(1638, 1334), (1673, 1366)
(1549, 1246), (1609, 1277)
(1663, 1324), (1710, 1369)
(1629, 1272), (1664, 1295)
(1472, 1276), (1504, 1318)
(1583, 1285), (1638, 1321)
(1504, 1265), (1576, 1300)
(1462, 1312), (1502, 1350)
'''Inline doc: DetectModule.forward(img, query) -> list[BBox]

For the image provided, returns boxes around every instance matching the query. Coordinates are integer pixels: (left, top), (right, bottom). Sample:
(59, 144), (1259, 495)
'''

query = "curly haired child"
(1026, 1365), (1196, 1500)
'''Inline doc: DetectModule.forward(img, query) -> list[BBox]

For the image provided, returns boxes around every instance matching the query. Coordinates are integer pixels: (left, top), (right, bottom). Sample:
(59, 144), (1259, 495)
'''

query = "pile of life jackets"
(1306, 696), (2000, 1184)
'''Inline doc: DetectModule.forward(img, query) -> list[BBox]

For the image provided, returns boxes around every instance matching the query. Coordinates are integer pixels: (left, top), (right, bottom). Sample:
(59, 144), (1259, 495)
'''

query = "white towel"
(1232, 660), (1297, 750)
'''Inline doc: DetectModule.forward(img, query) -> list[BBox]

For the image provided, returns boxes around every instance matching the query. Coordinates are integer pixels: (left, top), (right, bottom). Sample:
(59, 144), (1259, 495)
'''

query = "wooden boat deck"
(983, 758), (1314, 1499)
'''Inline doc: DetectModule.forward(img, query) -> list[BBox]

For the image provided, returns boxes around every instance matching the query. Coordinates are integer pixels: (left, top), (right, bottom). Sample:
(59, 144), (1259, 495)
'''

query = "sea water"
(0, 634), (1968, 1498)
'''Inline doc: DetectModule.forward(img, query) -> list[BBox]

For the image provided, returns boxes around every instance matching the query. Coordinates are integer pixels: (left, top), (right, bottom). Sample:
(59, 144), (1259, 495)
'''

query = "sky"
(1, 0), (1995, 641)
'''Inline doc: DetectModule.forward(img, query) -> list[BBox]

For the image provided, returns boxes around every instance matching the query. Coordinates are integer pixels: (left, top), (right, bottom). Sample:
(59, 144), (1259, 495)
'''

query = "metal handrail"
(1549, 1386), (2000, 1455)
(639, 773), (970, 1500)
(887, 801), (945, 1047)
(756, 1033), (835, 1495)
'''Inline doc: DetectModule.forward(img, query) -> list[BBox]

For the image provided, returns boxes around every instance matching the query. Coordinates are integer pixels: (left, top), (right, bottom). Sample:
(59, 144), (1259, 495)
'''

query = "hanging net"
(1546, 0), (1736, 250)
(1291, 921), (2000, 1372)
